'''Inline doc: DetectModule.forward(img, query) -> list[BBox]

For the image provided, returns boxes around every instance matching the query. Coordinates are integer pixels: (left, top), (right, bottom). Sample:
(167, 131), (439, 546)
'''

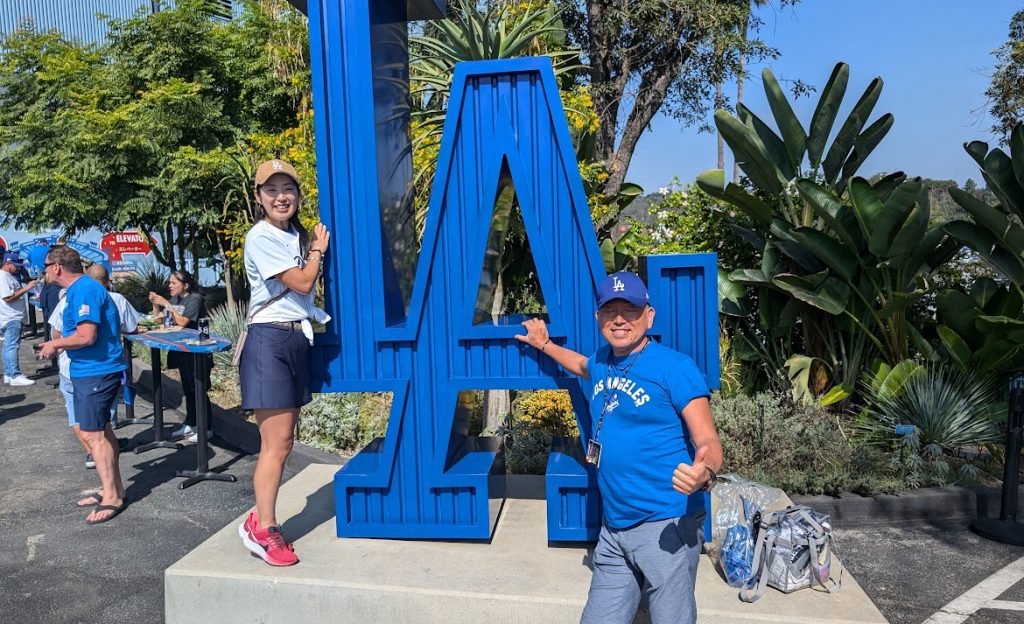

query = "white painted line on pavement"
(25, 533), (43, 562)
(921, 554), (1024, 624)
(985, 599), (1024, 611)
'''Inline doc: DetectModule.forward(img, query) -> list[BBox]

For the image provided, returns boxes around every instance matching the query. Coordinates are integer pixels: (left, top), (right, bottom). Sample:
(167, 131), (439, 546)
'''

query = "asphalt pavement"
(0, 337), (322, 624)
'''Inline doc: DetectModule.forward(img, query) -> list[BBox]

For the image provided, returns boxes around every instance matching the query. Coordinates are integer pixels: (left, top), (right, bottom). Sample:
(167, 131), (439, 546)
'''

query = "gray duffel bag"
(739, 505), (843, 603)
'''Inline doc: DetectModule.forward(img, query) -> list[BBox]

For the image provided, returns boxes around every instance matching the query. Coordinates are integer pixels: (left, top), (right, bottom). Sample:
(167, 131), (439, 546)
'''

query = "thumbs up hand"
(672, 446), (711, 495)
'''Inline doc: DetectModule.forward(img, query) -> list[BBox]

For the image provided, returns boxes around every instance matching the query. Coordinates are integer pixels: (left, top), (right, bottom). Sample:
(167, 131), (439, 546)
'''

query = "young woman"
(149, 270), (209, 441)
(236, 159), (330, 567)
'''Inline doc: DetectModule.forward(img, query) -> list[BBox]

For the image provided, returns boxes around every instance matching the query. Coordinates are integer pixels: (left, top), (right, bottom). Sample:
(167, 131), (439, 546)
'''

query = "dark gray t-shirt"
(169, 292), (204, 330)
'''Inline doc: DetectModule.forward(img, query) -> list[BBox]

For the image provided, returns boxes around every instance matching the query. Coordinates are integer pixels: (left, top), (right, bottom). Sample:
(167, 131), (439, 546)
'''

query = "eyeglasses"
(43, 262), (57, 269)
(597, 304), (646, 321)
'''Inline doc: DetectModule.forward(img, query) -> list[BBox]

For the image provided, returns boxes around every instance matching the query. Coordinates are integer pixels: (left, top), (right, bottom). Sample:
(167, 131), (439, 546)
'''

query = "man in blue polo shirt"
(516, 271), (724, 624)
(38, 247), (127, 524)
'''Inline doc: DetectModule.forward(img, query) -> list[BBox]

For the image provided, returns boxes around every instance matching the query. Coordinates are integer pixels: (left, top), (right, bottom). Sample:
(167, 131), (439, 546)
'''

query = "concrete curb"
(793, 486), (1024, 527)
(127, 356), (342, 470)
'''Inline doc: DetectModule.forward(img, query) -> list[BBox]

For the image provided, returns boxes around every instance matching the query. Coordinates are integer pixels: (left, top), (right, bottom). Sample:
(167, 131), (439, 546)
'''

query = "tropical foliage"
(699, 63), (961, 403)
(944, 125), (1024, 293)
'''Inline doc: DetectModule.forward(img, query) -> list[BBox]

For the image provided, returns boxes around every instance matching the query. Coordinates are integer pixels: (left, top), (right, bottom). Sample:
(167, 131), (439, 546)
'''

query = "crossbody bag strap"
(246, 288), (292, 325)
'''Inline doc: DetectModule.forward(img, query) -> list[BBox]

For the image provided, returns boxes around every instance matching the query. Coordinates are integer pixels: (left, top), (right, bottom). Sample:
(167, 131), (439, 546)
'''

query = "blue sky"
(626, 0), (1021, 193)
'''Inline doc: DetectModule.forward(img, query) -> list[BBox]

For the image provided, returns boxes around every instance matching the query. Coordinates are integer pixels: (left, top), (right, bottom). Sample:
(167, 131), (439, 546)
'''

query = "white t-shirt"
(109, 291), (143, 334)
(0, 271), (25, 325)
(49, 287), (141, 379)
(244, 220), (319, 323)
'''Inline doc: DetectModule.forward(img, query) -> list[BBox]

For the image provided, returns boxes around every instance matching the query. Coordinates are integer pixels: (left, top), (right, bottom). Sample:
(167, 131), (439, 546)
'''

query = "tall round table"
(125, 328), (237, 489)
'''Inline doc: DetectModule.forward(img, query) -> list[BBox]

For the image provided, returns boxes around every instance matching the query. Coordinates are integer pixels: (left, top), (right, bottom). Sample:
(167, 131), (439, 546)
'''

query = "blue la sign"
(306, 0), (719, 540)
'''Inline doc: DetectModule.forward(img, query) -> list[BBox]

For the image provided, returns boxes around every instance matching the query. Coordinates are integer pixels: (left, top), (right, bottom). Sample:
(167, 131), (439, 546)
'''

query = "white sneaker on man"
(8, 375), (35, 386)
(172, 424), (195, 438)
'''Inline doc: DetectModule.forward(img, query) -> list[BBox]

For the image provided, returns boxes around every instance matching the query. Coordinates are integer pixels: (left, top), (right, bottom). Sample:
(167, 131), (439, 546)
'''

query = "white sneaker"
(2, 375), (10, 384)
(8, 375), (34, 386)
(185, 429), (212, 443)
(172, 424), (195, 438)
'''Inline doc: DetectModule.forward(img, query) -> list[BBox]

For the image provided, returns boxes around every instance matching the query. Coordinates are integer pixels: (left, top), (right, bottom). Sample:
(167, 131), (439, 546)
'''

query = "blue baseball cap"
(596, 271), (649, 309)
(2, 251), (26, 267)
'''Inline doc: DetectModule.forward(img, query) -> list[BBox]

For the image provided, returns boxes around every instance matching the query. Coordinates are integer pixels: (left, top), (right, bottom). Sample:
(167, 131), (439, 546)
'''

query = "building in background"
(0, 1), (234, 43)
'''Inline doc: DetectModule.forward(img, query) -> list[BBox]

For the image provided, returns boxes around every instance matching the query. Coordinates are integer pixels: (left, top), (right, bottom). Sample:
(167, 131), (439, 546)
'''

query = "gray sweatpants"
(581, 513), (704, 624)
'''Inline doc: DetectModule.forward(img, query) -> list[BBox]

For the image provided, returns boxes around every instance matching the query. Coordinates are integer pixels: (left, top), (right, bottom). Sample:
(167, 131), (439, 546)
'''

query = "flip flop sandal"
(75, 493), (103, 508)
(86, 502), (126, 525)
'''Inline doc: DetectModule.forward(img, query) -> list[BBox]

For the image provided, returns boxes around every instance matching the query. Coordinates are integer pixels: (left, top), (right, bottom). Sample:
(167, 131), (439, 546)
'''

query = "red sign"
(101, 231), (153, 260)
(100, 231), (155, 274)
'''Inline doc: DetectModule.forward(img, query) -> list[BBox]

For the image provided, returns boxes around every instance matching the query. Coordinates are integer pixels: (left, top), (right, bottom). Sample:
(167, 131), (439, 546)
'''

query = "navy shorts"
(240, 323), (312, 410)
(72, 372), (123, 432)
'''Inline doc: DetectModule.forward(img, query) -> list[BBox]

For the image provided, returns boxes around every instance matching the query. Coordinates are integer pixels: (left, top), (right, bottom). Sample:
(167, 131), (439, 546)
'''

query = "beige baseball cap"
(254, 159), (301, 187)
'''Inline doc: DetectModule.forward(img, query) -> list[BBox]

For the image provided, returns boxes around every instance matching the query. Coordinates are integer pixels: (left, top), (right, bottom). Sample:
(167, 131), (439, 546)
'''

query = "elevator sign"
(100, 231), (154, 274)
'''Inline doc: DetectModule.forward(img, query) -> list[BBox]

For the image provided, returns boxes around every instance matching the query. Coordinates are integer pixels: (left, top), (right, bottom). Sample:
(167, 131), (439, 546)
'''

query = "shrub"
(112, 257), (170, 312)
(511, 389), (576, 436)
(112, 275), (160, 314)
(357, 392), (392, 448)
(300, 393), (361, 453)
(203, 285), (228, 312)
(297, 392), (394, 454)
(207, 301), (247, 370)
(712, 390), (900, 495)
(503, 419), (552, 475)
(858, 366), (1004, 487)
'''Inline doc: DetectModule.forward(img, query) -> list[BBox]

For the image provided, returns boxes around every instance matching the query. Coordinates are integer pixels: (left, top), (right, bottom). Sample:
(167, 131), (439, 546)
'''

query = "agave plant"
(860, 366), (1004, 453)
(410, 0), (580, 145)
(208, 301), (247, 370)
(700, 62), (961, 402)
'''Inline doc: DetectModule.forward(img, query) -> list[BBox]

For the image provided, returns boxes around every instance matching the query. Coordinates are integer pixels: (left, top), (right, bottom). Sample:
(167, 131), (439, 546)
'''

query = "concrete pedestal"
(165, 465), (888, 624)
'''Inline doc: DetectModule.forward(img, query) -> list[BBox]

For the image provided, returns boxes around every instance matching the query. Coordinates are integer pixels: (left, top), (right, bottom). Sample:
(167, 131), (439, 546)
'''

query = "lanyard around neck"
(593, 337), (650, 442)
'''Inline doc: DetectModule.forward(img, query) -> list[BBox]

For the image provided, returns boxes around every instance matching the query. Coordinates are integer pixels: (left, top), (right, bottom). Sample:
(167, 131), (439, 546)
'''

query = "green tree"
(986, 8), (1024, 143)
(0, 29), (109, 233)
(555, 0), (800, 195)
(0, 0), (313, 303)
(630, 180), (756, 273)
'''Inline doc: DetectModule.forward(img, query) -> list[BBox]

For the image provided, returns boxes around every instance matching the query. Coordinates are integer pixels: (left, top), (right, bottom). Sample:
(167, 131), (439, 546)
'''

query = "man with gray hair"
(85, 263), (143, 340)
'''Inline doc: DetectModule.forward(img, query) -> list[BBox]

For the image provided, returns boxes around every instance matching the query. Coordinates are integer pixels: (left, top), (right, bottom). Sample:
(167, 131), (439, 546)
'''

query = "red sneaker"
(238, 511), (299, 567)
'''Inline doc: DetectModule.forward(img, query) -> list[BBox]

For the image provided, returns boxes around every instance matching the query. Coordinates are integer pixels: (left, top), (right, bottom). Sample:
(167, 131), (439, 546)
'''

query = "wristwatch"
(701, 466), (718, 492)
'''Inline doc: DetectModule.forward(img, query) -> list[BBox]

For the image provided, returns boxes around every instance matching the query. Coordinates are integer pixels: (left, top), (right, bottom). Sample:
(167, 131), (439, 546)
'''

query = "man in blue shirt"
(38, 247), (127, 524)
(516, 271), (724, 624)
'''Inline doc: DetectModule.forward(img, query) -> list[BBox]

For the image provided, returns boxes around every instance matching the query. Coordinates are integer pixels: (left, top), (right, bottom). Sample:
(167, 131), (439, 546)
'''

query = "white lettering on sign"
(114, 233), (146, 244)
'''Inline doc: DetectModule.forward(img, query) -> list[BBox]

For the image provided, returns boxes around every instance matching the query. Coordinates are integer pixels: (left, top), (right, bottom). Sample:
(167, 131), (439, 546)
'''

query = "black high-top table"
(125, 328), (237, 489)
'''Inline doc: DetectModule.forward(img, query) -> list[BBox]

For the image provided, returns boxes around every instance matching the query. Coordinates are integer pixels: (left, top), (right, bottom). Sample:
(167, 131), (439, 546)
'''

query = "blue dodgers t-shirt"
(584, 339), (711, 529)
(63, 275), (126, 378)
